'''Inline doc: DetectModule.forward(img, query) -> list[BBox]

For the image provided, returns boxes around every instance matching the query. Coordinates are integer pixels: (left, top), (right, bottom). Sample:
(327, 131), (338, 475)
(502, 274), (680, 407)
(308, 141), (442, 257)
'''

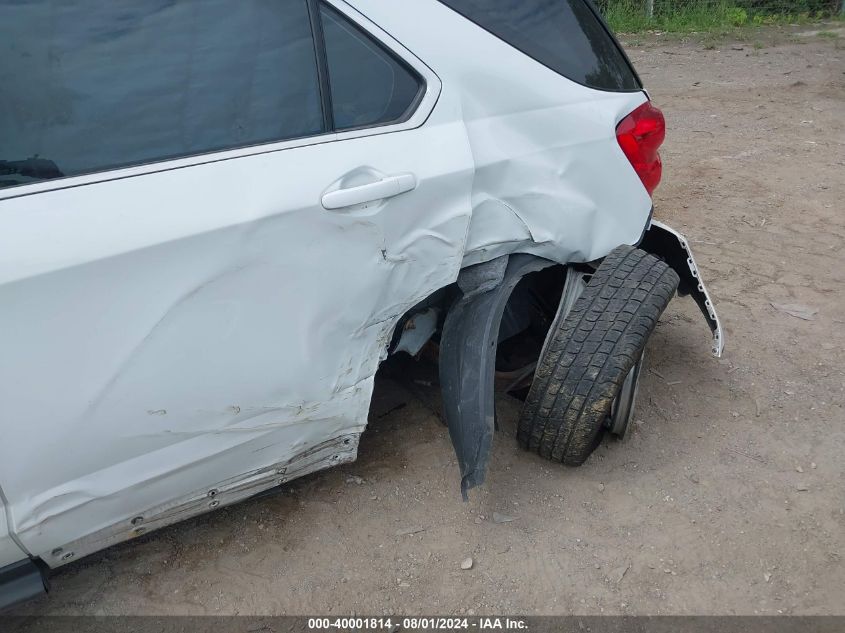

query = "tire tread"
(517, 245), (680, 465)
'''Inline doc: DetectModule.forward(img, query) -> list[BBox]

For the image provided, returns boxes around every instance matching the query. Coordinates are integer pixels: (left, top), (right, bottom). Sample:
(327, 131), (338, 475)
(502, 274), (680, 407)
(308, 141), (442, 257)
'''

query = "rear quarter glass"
(437, 0), (641, 92)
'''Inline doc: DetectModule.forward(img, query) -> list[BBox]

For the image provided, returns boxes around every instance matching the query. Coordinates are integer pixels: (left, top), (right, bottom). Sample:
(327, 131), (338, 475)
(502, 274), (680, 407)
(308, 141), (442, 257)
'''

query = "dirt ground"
(15, 25), (845, 616)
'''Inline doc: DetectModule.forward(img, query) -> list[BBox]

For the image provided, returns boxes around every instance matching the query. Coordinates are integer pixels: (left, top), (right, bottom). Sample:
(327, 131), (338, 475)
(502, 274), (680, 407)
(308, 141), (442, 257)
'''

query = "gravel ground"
(12, 25), (845, 617)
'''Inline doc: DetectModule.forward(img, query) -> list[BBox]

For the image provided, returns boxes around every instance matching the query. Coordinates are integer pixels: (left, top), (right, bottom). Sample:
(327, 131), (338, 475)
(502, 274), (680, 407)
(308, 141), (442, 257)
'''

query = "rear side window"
(320, 4), (423, 130)
(0, 0), (323, 189)
(438, 0), (640, 92)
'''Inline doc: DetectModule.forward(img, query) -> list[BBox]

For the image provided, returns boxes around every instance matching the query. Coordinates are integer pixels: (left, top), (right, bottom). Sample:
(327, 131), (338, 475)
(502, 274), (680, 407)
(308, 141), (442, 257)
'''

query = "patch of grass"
(604, 1), (652, 32)
(816, 30), (839, 37)
(603, 0), (840, 34)
(749, 12), (816, 26)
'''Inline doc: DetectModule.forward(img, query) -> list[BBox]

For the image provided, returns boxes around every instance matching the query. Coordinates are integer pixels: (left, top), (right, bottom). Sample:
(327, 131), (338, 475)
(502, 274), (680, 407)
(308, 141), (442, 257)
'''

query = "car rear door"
(0, 0), (472, 565)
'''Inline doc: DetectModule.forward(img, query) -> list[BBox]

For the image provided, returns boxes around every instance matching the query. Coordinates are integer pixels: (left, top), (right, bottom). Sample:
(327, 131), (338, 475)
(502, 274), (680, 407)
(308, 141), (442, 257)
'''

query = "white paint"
(322, 173), (418, 210)
(349, 0), (651, 267)
(0, 0), (658, 569)
(0, 493), (27, 567)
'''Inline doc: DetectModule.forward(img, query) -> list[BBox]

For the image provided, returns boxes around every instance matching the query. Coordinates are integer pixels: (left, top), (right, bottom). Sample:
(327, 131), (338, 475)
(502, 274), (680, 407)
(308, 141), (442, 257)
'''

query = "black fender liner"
(439, 254), (555, 499)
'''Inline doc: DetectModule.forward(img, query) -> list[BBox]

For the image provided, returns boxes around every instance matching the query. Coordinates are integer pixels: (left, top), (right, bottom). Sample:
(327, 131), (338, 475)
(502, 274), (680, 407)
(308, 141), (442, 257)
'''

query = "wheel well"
(388, 263), (568, 362)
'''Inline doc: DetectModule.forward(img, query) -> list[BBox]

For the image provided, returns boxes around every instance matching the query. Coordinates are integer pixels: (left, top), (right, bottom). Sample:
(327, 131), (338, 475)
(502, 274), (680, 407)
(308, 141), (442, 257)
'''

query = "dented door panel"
(0, 119), (474, 566)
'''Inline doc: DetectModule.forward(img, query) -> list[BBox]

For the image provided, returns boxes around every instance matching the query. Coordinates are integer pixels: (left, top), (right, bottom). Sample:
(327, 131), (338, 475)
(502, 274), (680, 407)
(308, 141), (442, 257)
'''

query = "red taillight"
(616, 101), (666, 196)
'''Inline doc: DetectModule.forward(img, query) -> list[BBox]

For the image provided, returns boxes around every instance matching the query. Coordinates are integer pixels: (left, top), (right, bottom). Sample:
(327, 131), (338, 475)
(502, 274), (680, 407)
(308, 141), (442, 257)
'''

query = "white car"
(0, 0), (723, 607)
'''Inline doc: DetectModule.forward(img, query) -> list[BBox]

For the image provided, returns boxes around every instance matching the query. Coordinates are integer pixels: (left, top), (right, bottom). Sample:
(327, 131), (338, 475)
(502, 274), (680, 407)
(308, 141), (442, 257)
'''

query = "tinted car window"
(438, 0), (640, 91)
(320, 5), (423, 130)
(0, 0), (323, 189)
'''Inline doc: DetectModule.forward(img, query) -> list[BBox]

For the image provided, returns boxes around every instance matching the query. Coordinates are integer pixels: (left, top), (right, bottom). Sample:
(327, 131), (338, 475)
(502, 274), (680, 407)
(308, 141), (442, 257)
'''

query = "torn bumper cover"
(640, 220), (725, 357)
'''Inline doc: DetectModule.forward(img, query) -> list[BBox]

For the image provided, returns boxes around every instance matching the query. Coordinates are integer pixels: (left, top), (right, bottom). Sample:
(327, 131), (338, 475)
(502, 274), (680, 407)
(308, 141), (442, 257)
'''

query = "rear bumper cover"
(640, 220), (725, 357)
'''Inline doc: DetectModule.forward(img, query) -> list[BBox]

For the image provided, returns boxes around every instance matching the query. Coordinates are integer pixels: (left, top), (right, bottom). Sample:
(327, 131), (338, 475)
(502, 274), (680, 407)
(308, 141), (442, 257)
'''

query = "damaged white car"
(0, 0), (723, 607)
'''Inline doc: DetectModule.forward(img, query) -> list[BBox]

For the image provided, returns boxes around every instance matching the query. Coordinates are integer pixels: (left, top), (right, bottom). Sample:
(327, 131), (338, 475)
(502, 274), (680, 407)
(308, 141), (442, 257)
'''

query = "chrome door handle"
(321, 173), (417, 210)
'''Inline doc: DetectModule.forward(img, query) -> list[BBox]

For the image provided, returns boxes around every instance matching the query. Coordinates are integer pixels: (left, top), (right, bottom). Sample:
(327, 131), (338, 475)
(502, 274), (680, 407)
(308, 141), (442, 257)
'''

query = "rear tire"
(517, 245), (680, 465)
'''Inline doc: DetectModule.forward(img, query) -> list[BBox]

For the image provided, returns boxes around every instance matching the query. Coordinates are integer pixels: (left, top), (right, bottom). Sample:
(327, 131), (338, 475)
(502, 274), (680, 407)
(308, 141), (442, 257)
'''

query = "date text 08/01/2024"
(307, 617), (529, 630)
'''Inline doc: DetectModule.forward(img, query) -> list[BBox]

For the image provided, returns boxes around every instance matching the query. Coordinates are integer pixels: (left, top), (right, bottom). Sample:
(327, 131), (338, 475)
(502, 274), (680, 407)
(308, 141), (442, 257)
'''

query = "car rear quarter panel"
(347, 0), (652, 266)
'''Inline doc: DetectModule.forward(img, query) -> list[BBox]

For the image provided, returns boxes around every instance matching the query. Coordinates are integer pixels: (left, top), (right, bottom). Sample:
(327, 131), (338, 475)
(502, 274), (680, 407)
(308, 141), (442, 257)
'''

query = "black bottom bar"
(0, 559), (48, 612)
